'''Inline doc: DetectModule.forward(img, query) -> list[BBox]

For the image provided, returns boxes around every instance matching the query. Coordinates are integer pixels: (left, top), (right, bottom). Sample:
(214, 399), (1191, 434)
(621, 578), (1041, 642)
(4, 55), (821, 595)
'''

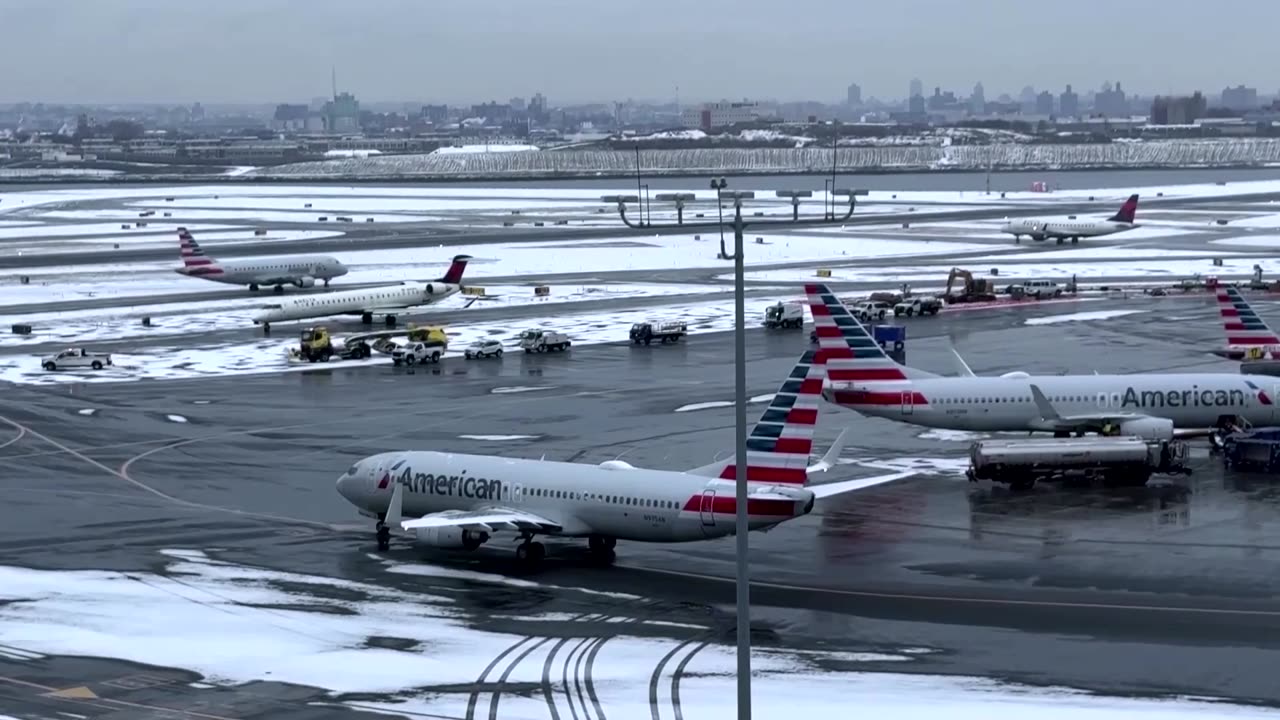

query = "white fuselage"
(827, 373), (1278, 431)
(1001, 218), (1134, 241)
(336, 451), (813, 543)
(176, 256), (347, 287)
(252, 282), (459, 325)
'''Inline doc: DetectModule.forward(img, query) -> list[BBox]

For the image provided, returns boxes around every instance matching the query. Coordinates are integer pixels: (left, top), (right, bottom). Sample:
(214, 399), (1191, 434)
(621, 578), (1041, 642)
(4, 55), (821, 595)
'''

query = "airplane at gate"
(251, 254), (471, 332)
(174, 228), (348, 291)
(1000, 194), (1139, 245)
(805, 282), (1277, 439)
(1213, 285), (1280, 361)
(335, 348), (864, 566)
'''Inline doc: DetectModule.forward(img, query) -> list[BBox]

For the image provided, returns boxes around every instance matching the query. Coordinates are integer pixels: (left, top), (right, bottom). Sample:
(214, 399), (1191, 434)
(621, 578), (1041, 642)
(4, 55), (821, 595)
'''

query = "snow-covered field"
(0, 227), (344, 257)
(0, 282), (746, 349)
(0, 232), (1003, 307)
(39, 207), (439, 224)
(0, 294), (807, 384)
(734, 254), (1280, 285)
(0, 548), (1272, 720)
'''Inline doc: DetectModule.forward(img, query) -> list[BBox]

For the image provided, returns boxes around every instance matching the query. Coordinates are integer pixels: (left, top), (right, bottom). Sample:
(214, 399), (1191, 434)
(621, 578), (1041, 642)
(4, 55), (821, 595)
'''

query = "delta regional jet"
(1001, 194), (1139, 245)
(175, 228), (348, 291)
(336, 348), (870, 566)
(251, 254), (472, 332)
(805, 283), (1276, 440)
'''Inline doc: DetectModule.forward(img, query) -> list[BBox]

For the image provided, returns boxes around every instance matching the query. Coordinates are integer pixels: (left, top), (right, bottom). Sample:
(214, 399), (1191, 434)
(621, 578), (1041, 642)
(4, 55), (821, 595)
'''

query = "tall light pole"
(602, 186), (862, 720)
(712, 176), (728, 258)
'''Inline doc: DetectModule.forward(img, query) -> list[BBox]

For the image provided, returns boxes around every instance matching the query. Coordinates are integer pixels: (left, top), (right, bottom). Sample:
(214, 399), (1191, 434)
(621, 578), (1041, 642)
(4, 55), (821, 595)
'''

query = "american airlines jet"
(1000, 194), (1139, 245)
(1214, 285), (1280, 361)
(252, 254), (471, 332)
(806, 282), (1276, 440)
(336, 349), (861, 565)
(174, 228), (348, 292)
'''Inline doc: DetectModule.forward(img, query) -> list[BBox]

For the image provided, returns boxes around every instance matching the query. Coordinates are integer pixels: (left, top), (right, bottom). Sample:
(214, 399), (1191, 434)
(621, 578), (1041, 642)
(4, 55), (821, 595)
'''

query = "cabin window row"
(526, 486), (678, 509)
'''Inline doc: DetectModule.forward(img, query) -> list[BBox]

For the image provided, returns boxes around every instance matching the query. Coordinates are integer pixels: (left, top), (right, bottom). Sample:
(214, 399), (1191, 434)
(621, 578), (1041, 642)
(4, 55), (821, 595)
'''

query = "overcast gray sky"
(0, 0), (1273, 105)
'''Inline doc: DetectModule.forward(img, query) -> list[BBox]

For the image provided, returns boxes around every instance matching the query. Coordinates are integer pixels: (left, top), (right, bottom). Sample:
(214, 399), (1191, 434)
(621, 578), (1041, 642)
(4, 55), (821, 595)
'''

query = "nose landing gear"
(516, 536), (546, 566)
(376, 521), (391, 551)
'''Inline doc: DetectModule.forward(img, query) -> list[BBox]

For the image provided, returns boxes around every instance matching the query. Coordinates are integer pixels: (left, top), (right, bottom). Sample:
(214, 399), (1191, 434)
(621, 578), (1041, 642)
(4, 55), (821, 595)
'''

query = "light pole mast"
(601, 186), (864, 720)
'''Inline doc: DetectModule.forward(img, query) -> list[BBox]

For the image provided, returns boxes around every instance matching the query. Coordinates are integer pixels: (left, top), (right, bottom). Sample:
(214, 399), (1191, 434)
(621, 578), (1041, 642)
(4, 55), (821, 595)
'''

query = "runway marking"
(0, 424), (24, 451)
(0, 674), (238, 720)
(619, 564), (1280, 618)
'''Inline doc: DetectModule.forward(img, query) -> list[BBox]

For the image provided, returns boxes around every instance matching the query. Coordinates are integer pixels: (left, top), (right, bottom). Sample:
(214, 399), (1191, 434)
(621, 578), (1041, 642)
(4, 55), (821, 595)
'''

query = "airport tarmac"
(2, 304), (1280, 718)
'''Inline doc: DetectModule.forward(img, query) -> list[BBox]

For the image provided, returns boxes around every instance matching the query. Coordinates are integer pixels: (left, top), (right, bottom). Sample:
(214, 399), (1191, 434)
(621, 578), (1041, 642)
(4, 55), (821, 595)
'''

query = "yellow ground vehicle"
(291, 326), (372, 363)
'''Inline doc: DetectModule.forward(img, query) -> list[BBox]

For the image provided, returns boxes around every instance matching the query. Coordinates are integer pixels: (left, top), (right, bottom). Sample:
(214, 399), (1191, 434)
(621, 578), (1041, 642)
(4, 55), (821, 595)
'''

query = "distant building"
(1035, 90), (1054, 115)
(907, 94), (926, 115)
(509, 96), (527, 111)
(969, 82), (985, 115)
(680, 101), (760, 130)
(1150, 92), (1207, 124)
(1059, 85), (1079, 118)
(1095, 81), (1128, 117)
(909, 78), (923, 100)
(1221, 85), (1258, 110)
(846, 83), (861, 106)
(324, 92), (360, 133)
(272, 104), (309, 132)
(421, 104), (449, 124)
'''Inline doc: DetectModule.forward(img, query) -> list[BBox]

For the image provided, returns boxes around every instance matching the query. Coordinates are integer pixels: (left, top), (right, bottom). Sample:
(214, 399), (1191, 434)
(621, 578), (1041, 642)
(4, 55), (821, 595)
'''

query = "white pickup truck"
(391, 341), (444, 365)
(42, 348), (113, 371)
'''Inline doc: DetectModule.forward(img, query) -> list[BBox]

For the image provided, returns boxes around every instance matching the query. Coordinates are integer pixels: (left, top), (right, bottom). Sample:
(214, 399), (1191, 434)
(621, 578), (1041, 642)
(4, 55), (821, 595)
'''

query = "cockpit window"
(345, 465), (359, 476)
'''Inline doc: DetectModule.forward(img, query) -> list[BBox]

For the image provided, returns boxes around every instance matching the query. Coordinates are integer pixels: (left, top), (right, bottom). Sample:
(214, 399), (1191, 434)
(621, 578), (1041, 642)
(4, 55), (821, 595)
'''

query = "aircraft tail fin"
(803, 283), (939, 381)
(1218, 285), (1280, 355)
(1028, 384), (1061, 421)
(687, 348), (826, 485)
(1107, 194), (1139, 223)
(177, 227), (222, 275)
(440, 254), (473, 284)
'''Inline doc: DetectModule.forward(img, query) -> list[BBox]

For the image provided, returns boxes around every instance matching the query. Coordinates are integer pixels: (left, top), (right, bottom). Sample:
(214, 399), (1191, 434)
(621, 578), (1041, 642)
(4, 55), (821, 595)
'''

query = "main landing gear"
(516, 535), (546, 565)
(588, 534), (616, 565)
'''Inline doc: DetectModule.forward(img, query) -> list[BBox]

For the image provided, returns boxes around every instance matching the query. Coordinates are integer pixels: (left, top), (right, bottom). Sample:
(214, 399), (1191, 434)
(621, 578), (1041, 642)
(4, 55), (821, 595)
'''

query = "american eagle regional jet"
(805, 283), (1275, 439)
(1000, 194), (1139, 245)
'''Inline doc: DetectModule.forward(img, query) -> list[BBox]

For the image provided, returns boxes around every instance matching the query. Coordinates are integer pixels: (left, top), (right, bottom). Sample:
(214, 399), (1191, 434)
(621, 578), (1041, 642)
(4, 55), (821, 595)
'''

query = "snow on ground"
(0, 227), (345, 258)
(126, 195), (591, 214)
(38, 207), (437, 224)
(0, 283), (739, 348)
(735, 256), (1280, 284)
(0, 294), (809, 384)
(2, 179), (1280, 221)
(1024, 309), (1148, 326)
(1210, 235), (1280, 249)
(0, 221), (234, 240)
(850, 221), (1205, 243)
(339, 234), (1007, 280)
(966, 245), (1248, 262)
(0, 548), (1272, 720)
(432, 143), (540, 154)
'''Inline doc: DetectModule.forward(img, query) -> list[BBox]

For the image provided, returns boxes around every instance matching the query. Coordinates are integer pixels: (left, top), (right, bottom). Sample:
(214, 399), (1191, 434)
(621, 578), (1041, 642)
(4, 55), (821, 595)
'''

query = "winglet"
(386, 477), (404, 529)
(806, 428), (849, 476)
(1028, 383), (1060, 420)
(951, 348), (976, 377)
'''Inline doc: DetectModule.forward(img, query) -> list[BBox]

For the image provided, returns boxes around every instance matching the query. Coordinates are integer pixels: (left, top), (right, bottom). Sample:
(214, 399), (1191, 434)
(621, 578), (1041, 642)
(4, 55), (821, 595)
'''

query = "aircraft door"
(514, 484), (523, 504)
(901, 390), (914, 415)
(699, 490), (716, 527)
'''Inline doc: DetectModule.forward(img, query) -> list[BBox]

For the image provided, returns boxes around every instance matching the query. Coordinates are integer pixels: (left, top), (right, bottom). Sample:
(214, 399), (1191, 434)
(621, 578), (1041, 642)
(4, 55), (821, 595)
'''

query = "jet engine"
(295, 276), (316, 289)
(1117, 417), (1175, 441)
(414, 526), (489, 550)
(425, 283), (435, 295)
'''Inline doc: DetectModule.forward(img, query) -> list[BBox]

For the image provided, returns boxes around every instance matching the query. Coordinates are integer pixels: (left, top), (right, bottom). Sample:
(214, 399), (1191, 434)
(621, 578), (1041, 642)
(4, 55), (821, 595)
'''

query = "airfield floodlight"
(776, 190), (814, 221)
(656, 193), (697, 224)
(603, 176), (862, 720)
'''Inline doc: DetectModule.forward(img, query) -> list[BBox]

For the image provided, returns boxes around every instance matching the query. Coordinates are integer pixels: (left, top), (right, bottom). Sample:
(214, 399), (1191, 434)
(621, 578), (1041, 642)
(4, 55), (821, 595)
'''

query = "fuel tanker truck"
(966, 436), (1191, 491)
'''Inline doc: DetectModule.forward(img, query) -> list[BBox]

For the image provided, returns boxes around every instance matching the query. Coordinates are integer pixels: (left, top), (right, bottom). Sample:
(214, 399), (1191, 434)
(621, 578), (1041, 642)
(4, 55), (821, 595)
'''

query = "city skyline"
(1, 0), (1277, 105)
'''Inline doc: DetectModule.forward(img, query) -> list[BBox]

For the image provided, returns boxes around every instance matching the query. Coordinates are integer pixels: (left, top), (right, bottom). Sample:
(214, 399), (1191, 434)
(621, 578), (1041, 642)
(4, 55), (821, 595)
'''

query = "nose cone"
(335, 263), (349, 277)
(336, 469), (360, 503)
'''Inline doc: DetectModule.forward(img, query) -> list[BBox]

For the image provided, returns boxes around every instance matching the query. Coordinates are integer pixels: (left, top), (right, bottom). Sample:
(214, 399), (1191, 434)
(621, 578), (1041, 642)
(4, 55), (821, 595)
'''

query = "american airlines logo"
(1120, 387), (1247, 408)
(395, 467), (503, 499)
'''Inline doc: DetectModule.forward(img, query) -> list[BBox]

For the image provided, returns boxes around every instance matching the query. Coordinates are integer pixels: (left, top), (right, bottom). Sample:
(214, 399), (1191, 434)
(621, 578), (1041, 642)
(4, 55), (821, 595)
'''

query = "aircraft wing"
(400, 508), (563, 534)
(1027, 384), (1189, 436)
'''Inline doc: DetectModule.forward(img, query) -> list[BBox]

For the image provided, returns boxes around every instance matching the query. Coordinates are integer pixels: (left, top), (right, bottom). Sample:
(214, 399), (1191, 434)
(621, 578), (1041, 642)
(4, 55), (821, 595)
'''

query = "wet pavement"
(3, 302), (1280, 717)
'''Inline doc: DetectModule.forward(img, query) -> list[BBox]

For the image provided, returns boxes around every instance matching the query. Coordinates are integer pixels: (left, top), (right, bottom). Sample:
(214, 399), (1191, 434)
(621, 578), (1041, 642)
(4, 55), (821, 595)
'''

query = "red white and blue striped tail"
(712, 349), (826, 485)
(178, 227), (221, 273)
(804, 283), (922, 383)
(1217, 286), (1280, 348)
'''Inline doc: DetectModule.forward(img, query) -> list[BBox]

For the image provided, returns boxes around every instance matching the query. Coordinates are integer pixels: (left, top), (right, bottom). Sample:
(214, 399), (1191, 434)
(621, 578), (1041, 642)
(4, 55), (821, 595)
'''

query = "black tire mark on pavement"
(466, 636), (535, 720)
(670, 640), (710, 720)
(648, 639), (698, 720)
(542, 636), (573, 720)
(570, 635), (596, 720)
(489, 637), (551, 720)
(583, 634), (611, 720)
